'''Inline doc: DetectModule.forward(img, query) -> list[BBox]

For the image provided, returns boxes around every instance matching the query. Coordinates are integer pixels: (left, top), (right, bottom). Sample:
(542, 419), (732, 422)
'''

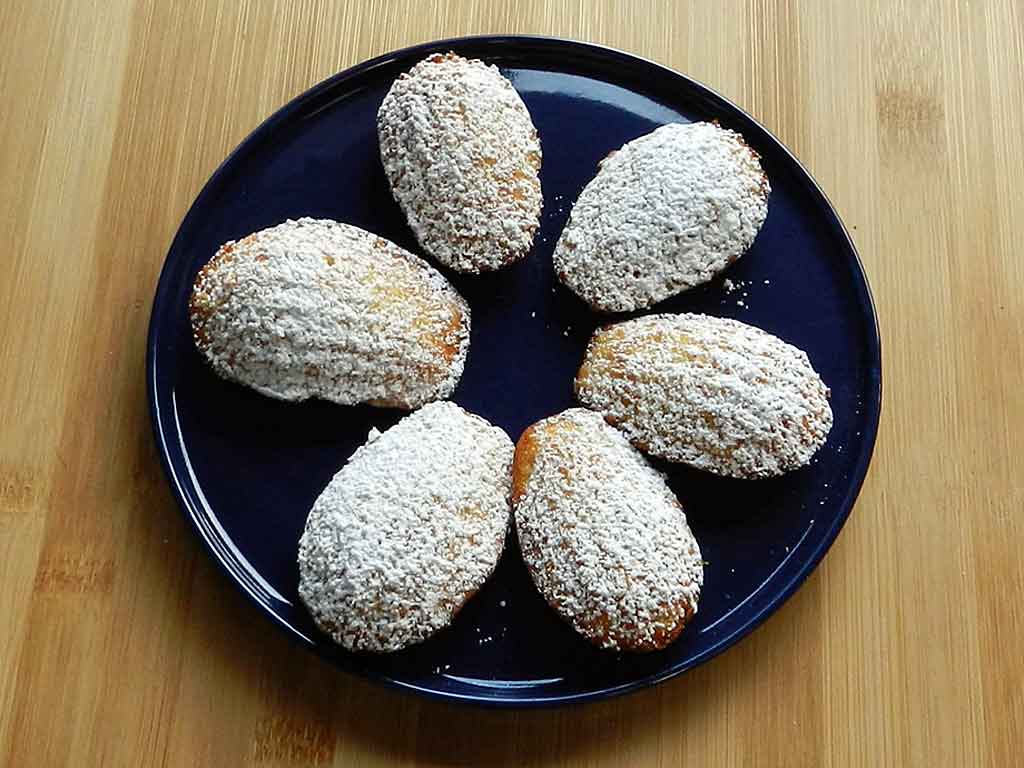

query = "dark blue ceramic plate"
(148, 36), (881, 707)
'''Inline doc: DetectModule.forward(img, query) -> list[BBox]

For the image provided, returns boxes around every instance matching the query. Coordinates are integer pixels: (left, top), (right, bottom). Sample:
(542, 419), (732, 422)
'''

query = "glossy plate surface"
(148, 36), (881, 706)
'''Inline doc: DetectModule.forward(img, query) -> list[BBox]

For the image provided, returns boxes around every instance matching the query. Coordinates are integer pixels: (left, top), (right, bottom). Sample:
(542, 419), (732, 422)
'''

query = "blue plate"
(147, 36), (881, 707)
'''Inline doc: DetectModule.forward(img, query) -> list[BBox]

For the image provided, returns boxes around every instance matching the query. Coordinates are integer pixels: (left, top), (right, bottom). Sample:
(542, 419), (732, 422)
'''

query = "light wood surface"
(1, 1), (1021, 765)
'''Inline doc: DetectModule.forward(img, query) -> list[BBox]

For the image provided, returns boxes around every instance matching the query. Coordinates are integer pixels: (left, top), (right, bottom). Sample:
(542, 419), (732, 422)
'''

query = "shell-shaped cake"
(377, 52), (542, 273)
(189, 218), (469, 409)
(554, 122), (769, 312)
(575, 313), (833, 478)
(297, 402), (514, 652)
(512, 408), (703, 652)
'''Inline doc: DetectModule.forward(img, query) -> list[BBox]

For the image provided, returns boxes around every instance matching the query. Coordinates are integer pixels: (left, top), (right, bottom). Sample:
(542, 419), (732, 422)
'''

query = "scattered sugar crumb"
(723, 278), (751, 295)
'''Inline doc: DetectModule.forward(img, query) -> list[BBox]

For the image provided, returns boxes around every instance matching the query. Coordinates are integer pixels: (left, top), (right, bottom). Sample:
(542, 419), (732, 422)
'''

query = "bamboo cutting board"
(1, 1), (1021, 766)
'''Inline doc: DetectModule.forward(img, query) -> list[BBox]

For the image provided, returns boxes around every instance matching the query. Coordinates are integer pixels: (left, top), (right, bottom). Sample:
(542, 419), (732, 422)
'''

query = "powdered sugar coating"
(297, 402), (514, 652)
(576, 314), (833, 479)
(189, 218), (469, 409)
(377, 52), (542, 273)
(512, 408), (703, 652)
(553, 122), (769, 312)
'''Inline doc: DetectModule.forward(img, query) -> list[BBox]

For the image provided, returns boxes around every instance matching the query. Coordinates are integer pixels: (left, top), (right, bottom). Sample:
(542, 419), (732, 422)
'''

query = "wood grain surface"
(1, 1), (1021, 765)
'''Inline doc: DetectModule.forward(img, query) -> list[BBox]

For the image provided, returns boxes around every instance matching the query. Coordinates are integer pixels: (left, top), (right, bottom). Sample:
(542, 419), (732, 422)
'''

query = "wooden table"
(2, 1), (1021, 765)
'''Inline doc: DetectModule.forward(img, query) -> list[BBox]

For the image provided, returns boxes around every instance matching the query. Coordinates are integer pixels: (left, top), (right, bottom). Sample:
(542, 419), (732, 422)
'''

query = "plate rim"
(146, 33), (883, 708)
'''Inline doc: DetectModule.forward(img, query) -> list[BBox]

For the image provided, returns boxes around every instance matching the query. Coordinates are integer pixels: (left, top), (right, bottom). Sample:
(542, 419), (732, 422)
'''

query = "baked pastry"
(297, 402), (514, 652)
(511, 408), (703, 652)
(575, 313), (833, 478)
(188, 217), (469, 409)
(553, 122), (769, 312)
(377, 52), (542, 273)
